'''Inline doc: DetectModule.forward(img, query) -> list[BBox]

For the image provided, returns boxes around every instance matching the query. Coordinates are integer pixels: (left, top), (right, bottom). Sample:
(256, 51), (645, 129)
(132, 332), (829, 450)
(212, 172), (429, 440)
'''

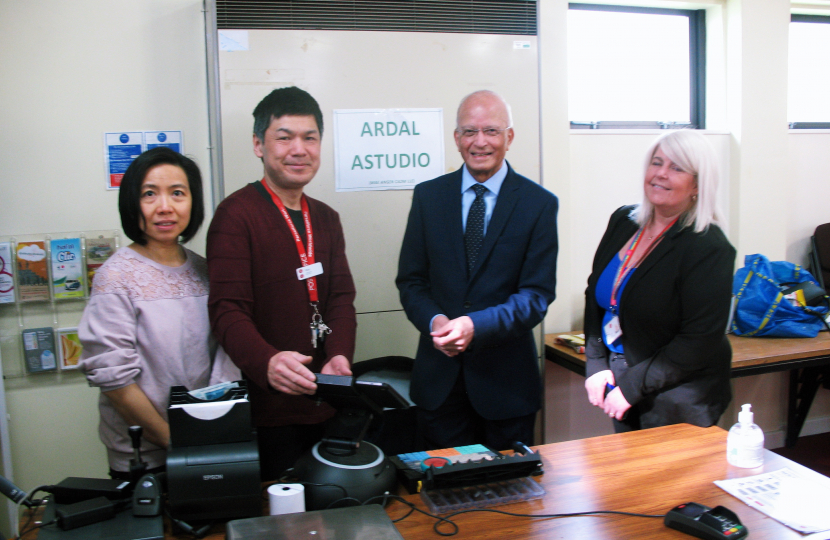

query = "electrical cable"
(324, 497), (363, 509)
(380, 491), (666, 537)
(13, 486), (52, 540)
(163, 508), (212, 539)
(275, 477), (666, 536)
(16, 518), (56, 540)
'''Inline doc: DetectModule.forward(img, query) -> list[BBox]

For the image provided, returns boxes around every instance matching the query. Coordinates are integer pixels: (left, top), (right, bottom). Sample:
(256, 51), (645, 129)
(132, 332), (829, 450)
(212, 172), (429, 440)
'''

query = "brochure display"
(50, 238), (85, 300)
(0, 231), (119, 380)
(16, 241), (49, 302)
(85, 237), (116, 294)
(21, 327), (58, 373)
(0, 242), (14, 304)
(57, 327), (82, 370)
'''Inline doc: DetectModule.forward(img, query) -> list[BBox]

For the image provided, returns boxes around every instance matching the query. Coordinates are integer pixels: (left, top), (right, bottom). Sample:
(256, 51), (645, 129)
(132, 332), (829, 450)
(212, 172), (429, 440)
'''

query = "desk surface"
(387, 424), (824, 540)
(23, 425), (824, 540)
(545, 331), (830, 376)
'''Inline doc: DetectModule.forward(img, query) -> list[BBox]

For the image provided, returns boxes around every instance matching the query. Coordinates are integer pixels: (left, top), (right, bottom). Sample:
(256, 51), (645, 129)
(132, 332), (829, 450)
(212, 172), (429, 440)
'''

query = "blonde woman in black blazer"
(583, 130), (736, 432)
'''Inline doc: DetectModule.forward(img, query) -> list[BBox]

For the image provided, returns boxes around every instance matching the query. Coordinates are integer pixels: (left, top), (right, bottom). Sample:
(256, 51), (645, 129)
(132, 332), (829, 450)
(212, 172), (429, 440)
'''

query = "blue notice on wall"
(145, 130), (182, 153)
(103, 130), (185, 189)
(104, 132), (143, 189)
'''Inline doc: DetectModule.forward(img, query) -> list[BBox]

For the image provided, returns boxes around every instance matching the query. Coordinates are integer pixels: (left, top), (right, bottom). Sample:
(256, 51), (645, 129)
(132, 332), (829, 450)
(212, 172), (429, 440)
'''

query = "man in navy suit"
(396, 90), (558, 450)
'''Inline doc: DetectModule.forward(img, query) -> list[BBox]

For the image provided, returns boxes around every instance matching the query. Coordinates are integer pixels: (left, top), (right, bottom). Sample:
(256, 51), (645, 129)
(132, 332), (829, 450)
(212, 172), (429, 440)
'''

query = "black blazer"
(396, 165), (559, 420)
(584, 206), (736, 428)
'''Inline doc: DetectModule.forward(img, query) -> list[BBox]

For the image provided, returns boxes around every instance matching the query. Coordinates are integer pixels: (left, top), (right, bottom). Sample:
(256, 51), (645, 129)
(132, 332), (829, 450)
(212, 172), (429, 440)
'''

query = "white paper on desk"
(715, 468), (830, 534)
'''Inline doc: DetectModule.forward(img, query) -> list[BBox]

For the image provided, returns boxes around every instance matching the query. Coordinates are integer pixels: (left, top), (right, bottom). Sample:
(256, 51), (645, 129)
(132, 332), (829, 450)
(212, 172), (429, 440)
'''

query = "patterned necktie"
(465, 184), (488, 275)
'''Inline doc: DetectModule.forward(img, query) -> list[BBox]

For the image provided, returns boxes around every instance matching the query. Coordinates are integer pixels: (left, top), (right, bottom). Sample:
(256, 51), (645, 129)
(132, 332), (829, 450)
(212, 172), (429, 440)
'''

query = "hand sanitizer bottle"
(726, 404), (764, 468)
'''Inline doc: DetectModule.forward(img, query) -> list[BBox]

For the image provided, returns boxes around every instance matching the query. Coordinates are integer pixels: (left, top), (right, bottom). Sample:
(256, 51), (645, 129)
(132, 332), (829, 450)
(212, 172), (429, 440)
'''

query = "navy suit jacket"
(396, 164), (558, 420)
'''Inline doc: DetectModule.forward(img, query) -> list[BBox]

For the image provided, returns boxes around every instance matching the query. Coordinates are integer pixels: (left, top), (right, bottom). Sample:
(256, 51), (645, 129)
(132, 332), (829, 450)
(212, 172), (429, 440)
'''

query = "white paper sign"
(333, 109), (444, 192)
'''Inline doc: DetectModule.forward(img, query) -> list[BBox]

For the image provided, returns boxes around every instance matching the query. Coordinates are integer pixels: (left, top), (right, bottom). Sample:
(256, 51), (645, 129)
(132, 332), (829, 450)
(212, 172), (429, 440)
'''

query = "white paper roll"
(268, 483), (306, 515)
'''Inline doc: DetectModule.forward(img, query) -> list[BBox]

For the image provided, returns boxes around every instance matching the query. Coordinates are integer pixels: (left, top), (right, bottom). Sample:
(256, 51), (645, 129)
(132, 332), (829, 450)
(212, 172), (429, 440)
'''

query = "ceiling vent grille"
(216, 0), (537, 35)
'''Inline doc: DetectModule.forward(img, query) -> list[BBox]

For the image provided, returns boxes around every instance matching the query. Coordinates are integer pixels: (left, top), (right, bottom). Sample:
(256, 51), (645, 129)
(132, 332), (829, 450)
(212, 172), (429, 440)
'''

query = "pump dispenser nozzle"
(738, 404), (754, 425)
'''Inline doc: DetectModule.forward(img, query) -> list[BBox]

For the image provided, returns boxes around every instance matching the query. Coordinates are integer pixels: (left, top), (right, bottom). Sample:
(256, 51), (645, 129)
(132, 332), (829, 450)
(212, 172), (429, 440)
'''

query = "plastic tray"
(420, 476), (546, 514)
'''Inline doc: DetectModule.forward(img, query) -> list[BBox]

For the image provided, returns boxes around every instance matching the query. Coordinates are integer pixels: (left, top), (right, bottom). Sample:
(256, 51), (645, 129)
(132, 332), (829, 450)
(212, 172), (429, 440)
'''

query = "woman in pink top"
(79, 147), (237, 478)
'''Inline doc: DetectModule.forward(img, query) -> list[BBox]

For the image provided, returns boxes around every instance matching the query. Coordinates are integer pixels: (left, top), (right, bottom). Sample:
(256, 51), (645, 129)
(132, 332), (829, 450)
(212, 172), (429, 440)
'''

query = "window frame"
(789, 14), (830, 129)
(567, 3), (706, 130)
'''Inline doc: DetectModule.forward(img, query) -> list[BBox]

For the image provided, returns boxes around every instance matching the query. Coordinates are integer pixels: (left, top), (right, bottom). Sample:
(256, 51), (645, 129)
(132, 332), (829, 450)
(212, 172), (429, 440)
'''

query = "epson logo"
(203, 474), (224, 481)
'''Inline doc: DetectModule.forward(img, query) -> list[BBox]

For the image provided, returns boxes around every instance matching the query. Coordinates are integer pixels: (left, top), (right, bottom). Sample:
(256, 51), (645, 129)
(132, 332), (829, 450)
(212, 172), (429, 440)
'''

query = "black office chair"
(803, 224), (830, 446)
(810, 223), (830, 290)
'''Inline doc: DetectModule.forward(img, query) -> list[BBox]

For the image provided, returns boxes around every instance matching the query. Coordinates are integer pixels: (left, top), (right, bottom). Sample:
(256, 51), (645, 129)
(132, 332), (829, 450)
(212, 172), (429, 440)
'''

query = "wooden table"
(23, 425), (826, 539)
(388, 424), (826, 540)
(546, 331), (830, 446)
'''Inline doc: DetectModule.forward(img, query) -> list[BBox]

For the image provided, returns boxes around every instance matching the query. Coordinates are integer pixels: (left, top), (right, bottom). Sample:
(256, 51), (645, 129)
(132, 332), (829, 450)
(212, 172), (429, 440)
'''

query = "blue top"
(595, 254), (635, 353)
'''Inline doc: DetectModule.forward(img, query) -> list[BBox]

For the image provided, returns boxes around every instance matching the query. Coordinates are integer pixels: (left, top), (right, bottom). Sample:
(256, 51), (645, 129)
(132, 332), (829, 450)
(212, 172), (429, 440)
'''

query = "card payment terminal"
(664, 502), (748, 539)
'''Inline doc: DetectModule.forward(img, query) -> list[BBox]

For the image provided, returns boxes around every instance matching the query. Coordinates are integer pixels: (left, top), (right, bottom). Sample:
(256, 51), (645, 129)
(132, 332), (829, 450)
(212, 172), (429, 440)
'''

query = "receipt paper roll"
(268, 483), (305, 515)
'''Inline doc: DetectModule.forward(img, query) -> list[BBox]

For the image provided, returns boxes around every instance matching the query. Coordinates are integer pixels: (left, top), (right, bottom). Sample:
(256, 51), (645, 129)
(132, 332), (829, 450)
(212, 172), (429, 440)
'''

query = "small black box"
(51, 477), (131, 504)
(55, 496), (115, 530)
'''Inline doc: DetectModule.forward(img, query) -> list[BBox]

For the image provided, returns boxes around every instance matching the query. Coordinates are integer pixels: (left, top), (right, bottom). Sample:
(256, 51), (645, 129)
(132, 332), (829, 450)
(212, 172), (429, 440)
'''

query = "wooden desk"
(546, 332), (830, 446)
(388, 424), (826, 540)
(23, 425), (826, 539)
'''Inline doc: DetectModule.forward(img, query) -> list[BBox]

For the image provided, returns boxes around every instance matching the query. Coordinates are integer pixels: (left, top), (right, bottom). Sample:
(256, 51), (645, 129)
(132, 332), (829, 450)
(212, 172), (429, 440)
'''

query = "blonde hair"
(633, 130), (725, 233)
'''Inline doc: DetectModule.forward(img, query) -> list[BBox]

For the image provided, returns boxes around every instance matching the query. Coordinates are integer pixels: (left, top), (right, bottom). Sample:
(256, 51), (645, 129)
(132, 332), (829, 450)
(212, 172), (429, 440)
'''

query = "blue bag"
(731, 254), (828, 337)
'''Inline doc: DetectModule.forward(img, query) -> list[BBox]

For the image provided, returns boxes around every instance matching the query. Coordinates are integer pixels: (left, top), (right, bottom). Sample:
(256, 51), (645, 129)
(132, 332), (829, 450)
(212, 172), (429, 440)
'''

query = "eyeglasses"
(456, 127), (511, 139)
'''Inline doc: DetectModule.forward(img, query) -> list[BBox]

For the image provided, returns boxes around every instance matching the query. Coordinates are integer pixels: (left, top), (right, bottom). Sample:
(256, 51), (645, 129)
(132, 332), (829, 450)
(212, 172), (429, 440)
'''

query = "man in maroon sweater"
(207, 87), (357, 480)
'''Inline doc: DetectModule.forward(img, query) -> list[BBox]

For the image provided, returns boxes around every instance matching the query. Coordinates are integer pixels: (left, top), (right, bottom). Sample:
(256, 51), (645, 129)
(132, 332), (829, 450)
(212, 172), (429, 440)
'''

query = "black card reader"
(664, 502), (748, 540)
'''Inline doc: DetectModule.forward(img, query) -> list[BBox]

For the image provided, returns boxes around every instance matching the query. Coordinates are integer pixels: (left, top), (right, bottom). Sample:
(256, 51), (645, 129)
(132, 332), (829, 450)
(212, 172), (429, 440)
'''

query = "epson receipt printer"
(166, 382), (261, 521)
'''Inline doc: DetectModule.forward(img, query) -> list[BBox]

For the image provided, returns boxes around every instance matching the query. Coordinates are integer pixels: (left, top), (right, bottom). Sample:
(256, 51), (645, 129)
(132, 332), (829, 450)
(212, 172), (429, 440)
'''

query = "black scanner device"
(132, 473), (161, 517)
(664, 502), (748, 540)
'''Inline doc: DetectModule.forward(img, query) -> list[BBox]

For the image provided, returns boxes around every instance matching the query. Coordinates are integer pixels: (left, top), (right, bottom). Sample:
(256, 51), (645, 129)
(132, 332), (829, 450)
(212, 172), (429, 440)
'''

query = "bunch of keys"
(310, 304), (332, 348)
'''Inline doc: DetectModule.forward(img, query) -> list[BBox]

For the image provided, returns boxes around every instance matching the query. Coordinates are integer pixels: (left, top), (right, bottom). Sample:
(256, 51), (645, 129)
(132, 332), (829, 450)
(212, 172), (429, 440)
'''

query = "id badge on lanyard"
(604, 315), (623, 343)
(261, 179), (330, 348)
(606, 217), (677, 344)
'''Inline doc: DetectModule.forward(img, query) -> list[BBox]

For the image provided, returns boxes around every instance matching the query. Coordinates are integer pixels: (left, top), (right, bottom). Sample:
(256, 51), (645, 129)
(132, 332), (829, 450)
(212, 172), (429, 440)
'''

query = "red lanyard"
(609, 218), (677, 311)
(260, 178), (318, 303)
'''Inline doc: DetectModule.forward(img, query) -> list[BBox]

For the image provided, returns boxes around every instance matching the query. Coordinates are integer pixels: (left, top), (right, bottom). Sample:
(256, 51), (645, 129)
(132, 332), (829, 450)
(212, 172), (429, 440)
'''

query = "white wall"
(1, 2), (830, 536)
(0, 0), (211, 533)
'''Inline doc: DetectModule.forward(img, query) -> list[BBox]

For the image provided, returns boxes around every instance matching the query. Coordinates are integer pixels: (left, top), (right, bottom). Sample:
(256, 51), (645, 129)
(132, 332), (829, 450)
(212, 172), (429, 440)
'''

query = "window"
(789, 15), (830, 128)
(567, 4), (706, 129)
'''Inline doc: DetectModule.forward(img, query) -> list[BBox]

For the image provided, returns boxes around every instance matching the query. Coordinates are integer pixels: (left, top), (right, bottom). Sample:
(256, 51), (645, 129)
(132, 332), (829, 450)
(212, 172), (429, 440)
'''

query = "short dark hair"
(118, 147), (205, 246)
(253, 86), (324, 142)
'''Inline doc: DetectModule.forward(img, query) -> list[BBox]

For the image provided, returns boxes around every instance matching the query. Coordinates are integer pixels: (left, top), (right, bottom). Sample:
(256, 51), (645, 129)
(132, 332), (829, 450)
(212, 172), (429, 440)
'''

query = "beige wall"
(1, 0), (829, 535)
(0, 0), (212, 533)
(217, 29), (542, 363)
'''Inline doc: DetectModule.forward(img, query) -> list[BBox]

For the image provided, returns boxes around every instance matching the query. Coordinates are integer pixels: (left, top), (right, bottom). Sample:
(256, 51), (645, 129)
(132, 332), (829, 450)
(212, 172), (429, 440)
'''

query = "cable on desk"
(13, 486), (53, 540)
(164, 508), (212, 539)
(383, 494), (666, 537)
(369, 493), (461, 536)
(15, 518), (56, 540)
(265, 482), (665, 537)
